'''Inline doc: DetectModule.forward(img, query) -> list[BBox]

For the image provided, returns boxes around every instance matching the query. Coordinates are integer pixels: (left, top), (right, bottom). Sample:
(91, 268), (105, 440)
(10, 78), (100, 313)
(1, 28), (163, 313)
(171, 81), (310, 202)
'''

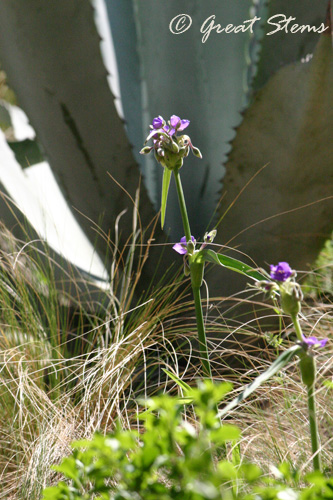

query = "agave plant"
(0, 0), (331, 297)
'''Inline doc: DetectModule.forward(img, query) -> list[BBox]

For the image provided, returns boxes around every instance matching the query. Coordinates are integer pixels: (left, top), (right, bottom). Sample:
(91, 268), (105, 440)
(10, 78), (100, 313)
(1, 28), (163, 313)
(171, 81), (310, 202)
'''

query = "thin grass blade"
(163, 368), (192, 393)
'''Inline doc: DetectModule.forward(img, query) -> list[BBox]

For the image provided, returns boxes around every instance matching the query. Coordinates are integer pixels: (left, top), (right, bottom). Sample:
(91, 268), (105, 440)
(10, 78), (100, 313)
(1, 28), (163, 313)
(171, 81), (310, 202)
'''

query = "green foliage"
(161, 167), (172, 229)
(202, 249), (267, 282)
(43, 381), (333, 500)
(306, 234), (333, 298)
(165, 345), (303, 416)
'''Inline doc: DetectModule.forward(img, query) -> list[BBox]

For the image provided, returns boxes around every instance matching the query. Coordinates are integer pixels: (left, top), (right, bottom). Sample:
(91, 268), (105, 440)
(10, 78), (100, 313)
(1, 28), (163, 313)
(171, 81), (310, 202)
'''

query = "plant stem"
(192, 286), (212, 379)
(173, 169), (191, 243)
(291, 313), (303, 342)
(173, 169), (212, 380)
(307, 384), (321, 471)
(291, 313), (321, 471)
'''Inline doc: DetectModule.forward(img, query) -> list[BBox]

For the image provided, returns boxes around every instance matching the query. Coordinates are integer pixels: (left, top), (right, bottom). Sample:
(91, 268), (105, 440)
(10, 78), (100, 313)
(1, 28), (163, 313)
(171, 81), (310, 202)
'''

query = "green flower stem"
(192, 286), (212, 379)
(291, 313), (321, 471)
(173, 169), (191, 243)
(173, 169), (212, 380)
(291, 313), (303, 342)
(291, 314), (302, 342)
(307, 384), (321, 471)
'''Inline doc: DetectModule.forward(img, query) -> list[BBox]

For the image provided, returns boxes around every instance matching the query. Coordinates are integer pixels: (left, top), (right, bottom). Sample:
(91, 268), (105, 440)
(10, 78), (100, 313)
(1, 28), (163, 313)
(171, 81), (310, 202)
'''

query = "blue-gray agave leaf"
(212, 23), (333, 297)
(133, 0), (253, 239)
(253, 0), (329, 92)
(0, 0), (158, 269)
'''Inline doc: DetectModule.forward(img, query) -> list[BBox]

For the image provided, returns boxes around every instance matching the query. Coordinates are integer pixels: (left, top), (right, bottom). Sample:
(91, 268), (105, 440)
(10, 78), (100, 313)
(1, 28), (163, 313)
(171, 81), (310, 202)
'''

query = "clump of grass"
(0, 208), (332, 498)
(0, 207), (188, 499)
(223, 299), (333, 476)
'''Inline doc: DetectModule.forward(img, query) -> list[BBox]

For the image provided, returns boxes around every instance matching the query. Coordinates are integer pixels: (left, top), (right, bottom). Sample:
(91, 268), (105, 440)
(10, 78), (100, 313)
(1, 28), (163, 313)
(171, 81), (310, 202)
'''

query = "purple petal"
(172, 242), (188, 255)
(270, 262), (293, 282)
(178, 119), (190, 131)
(301, 334), (328, 348)
(172, 236), (195, 255)
(170, 115), (181, 128)
(169, 115), (190, 134)
(152, 116), (165, 129)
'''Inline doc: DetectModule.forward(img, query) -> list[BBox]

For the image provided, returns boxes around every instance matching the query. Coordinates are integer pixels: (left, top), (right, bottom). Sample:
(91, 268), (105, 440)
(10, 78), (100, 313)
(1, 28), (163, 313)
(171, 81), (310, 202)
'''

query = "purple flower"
(169, 115), (190, 135)
(173, 236), (195, 255)
(140, 115), (201, 169)
(270, 262), (293, 282)
(152, 115), (165, 129)
(301, 335), (328, 348)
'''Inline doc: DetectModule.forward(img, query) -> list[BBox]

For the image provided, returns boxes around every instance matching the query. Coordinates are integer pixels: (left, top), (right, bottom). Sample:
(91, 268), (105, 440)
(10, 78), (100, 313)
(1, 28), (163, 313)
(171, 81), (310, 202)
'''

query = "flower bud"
(280, 281), (303, 316)
(140, 146), (153, 155)
(299, 352), (316, 387)
(256, 281), (278, 293)
(171, 140), (179, 153)
(184, 260), (190, 277)
(192, 146), (202, 159)
(186, 238), (196, 255)
(292, 284), (304, 302)
(204, 230), (217, 243)
(280, 288), (301, 316)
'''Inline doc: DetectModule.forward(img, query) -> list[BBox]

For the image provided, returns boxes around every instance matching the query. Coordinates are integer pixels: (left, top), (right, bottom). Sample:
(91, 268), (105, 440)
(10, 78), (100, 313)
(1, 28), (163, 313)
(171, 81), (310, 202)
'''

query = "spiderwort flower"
(152, 115), (165, 130)
(257, 262), (303, 316)
(301, 335), (328, 349)
(140, 115), (202, 170)
(270, 262), (293, 282)
(172, 236), (195, 255)
(169, 114), (190, 135)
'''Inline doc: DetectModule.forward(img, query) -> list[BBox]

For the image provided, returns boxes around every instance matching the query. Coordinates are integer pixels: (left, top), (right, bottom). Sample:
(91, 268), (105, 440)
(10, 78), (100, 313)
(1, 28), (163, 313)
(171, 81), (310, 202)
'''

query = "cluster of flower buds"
(140, 115), (202, 170)
(256, 262), (303, 316)
(258, 262), (328, 352)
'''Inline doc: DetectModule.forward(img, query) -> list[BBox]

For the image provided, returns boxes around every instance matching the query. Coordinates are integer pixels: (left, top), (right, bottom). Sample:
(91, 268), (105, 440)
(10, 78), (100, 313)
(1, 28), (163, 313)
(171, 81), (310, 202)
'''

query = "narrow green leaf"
(161, 167), (172, 229)
(162, 368), (191, 393)
(202, 249), (266, 282)
(219, 345), (302, 417)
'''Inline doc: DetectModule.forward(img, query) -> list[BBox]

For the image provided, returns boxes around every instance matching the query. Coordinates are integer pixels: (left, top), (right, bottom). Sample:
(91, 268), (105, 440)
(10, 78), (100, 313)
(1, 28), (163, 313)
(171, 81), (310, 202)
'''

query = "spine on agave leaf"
(253, 0), (329, 92)
(245, 0), (269, 102)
